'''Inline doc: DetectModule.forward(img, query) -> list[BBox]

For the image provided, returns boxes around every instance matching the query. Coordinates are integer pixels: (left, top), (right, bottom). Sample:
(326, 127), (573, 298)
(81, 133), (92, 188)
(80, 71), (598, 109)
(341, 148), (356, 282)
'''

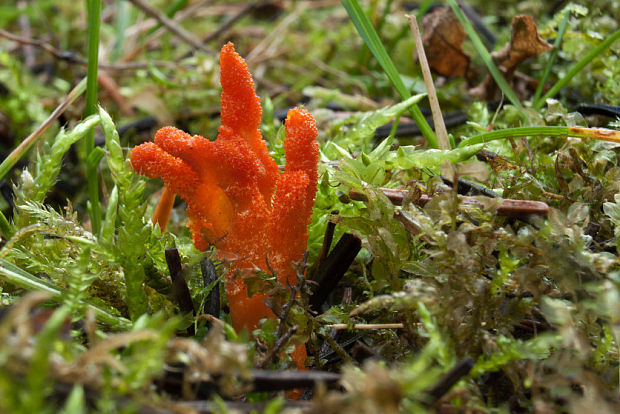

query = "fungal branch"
(130, 43), (318, 369)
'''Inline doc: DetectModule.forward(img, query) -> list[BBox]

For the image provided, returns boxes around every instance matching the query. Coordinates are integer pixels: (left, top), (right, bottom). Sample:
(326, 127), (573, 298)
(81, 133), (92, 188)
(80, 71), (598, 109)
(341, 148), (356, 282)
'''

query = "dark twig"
(576, 103), (620, 118)
(425, 357), (475, 405)
(374, 111), (468, 139)
(178, 4), (256, 60)
(170, 400), (313, 414)
(457, 0), (496, 46)
(310, 233), (362, 313)
(165, 248), (195, 335)
(0, 29), (183, 71)
(200, 257), (220, 320)
(251, 368), (341, 392)
(440, 176), (500, 198)
(128, 0), (215, 55)
(308, 210), (338, 281)
(160, 363), (340, 398)
(349, 188), (549, 217)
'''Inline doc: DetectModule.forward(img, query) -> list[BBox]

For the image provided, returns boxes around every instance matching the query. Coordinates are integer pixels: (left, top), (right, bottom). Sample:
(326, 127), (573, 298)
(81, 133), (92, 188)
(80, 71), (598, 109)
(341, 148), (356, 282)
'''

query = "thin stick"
(407, 15), (450, 150)
(349, 188), (550, 217)
(0, 29), (182, 71)
(0, 78), (87, 182)
(174, 3), (253, 61)
(327, 323), (404, 330)
(128, 0), (214, 54)
(152, 186), (176, 232)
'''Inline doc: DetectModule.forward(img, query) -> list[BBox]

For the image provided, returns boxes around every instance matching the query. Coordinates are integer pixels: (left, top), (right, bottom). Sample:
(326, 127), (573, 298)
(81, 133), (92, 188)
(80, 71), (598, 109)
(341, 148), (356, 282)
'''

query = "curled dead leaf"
(494, 15), (554, 71)
(420, 7), (475, 81)
(470, 14), (553, 100)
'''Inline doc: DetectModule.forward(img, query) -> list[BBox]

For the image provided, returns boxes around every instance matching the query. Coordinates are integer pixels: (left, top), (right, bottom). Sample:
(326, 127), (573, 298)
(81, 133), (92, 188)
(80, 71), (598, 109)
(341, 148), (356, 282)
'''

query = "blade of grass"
(446, 0), (523, 109)
(342, 0), (438, 148)
(532, 10), (570, 105)
(457, 126), (620, 147)
(84, 0), (102, 236)
(0, 77), (87, 182)
(533, 27), (620, 109)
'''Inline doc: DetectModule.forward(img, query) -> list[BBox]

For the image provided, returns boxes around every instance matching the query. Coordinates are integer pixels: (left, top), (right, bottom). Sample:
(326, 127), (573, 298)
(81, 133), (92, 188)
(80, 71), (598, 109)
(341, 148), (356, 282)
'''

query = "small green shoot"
(84, 0), (102, 236)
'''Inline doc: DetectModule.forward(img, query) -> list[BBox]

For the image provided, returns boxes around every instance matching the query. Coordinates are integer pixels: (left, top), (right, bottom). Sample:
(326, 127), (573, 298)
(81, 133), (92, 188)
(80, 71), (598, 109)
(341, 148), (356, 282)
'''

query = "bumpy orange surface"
(130, 43), (318, 369)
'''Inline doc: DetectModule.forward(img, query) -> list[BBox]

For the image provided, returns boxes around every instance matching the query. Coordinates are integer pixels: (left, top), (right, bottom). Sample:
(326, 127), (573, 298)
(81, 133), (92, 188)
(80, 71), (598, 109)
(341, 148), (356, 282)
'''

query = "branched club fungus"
(130, 43), (318, 368)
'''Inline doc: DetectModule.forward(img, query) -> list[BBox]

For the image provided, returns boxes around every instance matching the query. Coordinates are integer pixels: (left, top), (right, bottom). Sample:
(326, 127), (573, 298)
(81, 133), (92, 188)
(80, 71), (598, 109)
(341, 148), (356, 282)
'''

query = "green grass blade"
(534, 27), (620, 109)
(446, 0), (523, 108)
(457, 126), (620, 147)
(84, 0), (102, 236)
(532, 10), (570, 105)
(342, 0), (438, 148)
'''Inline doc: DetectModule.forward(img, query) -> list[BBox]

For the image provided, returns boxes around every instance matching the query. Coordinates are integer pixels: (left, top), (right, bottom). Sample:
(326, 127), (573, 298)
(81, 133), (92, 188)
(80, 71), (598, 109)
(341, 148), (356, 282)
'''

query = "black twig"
(440, 176), (499, 198)
(309, 210), (339, 280)
(575, 103), (620, 118)
(178, 4), (256, 60)
(165, 248), (195, 335)
(457, 0), (496, 46)
(0, 29), (180, 71)
(374, 111), (468, 139)
(425, 357), (475, 405)
(128, 0), (215, 54)
(251, 368), (341, 392)
(200, 257), (220, 320)
(310, 233), (362, 313)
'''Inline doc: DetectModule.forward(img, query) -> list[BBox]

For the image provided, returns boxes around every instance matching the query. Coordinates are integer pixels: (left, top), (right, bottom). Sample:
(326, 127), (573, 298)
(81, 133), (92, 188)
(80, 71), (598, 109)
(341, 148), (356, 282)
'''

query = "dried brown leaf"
(493, 15), (553, 71)
(470, 15), (552, 100)
(420, 7), (474, 81)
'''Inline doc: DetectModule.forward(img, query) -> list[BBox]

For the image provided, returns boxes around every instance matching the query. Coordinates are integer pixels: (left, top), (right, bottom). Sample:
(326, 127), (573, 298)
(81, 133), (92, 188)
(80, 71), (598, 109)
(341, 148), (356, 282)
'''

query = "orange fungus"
(130, 43), (318, 369)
